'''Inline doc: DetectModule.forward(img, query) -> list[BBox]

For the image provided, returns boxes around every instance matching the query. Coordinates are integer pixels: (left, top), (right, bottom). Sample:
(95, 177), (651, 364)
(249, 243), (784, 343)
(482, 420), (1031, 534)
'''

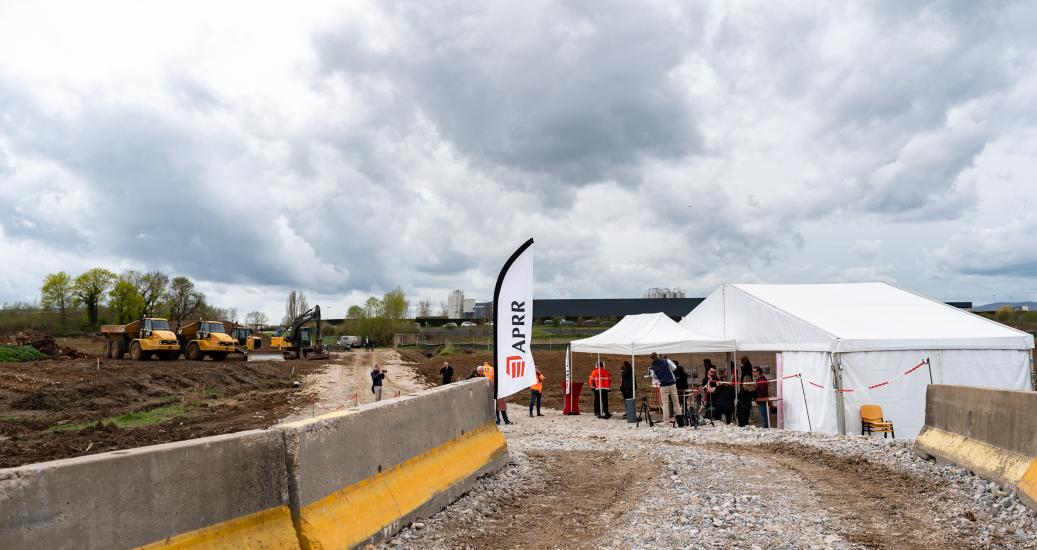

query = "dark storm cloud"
(316, 1), (706, 189)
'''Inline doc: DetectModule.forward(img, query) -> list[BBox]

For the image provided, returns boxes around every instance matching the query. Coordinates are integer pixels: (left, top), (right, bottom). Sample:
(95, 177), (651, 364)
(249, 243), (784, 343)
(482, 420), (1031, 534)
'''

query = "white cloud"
(1, 0), (1036, 320)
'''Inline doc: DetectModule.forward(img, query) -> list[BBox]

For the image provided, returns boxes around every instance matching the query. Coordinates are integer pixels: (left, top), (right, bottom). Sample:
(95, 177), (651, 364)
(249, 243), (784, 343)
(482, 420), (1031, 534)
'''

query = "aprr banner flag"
(493, 238), (537, 399)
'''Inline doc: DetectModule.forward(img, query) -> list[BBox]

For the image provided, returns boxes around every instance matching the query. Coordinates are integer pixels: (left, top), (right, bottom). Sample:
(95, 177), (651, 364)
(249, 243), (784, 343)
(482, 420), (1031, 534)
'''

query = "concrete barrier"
(914, 384), (1037, 510)
(0, 430), (296, 550)
(277, 378), (508, 549)
(0, 378), (507, 549)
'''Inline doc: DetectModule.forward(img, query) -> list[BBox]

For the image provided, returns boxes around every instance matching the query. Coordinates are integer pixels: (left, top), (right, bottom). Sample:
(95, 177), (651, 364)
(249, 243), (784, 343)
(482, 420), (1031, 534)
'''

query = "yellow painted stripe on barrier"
(1018, 459), (1037, 510)
(136, 505), (299, 550)
(916, 427), (1031, 488)
(296, 422), (508, 549)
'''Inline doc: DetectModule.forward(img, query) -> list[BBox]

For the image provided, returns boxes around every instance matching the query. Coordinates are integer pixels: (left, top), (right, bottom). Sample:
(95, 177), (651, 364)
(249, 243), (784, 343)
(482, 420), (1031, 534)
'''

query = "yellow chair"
(860, 405), (895, 438)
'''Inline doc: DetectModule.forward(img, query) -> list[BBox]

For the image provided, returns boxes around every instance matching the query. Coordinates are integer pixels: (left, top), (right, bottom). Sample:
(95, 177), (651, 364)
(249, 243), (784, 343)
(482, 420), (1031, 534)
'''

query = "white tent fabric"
(681, 282), (1034, 352)
(682, 283), (1034, 438)
(571, 312), (735, 354)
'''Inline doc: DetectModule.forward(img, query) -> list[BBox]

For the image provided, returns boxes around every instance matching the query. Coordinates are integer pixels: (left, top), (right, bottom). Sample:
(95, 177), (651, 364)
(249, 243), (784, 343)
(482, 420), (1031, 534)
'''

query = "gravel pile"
(387, 411), (1037, 549)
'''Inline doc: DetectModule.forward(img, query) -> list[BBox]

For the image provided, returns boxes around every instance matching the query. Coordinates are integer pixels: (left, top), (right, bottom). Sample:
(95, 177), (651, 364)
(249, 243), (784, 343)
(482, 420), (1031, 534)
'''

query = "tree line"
(340, 287), (410, 344)
(33, 268), (256, 332)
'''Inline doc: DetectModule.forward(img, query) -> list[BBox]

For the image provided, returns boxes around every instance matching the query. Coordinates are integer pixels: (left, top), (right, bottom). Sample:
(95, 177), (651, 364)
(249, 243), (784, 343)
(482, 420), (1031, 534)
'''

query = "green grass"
(48, 404), (188, 433)
(437, 346), (456, 356)
(0, 345), (44, 362)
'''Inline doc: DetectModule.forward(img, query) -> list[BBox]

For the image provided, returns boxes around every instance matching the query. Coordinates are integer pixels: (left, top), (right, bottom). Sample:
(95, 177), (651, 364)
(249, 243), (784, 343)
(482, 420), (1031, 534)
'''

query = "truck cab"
(232, 326), (263, 351)
(178, 320), (238, 361)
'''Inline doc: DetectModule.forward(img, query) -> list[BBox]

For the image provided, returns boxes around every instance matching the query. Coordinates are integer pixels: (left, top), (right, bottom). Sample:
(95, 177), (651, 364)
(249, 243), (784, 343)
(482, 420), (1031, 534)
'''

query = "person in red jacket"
(588, 361), (612, 419)
(754, 366), (770, 428)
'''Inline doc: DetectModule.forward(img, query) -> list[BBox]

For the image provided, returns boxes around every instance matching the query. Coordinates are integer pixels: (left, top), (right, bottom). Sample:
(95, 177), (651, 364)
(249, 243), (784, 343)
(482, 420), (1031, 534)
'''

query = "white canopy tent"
(571, 313), (735, 420)
(680, 283), (1035, 438)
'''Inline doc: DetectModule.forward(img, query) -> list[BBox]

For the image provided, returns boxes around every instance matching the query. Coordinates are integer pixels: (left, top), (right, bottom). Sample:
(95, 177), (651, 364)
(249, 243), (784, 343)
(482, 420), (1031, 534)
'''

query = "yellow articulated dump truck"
(100, 318), (181, 361)
(177, 320), (238, 361)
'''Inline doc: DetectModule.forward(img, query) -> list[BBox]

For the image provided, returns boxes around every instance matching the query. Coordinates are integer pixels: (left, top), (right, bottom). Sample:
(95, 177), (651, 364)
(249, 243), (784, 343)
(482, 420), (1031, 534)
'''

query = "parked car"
(460, 321), (477, 327)
(543, 319), (554, 325)
(582, 319), (600, 326)
(559, 319), (577, 326)
(443, 322), (458, 328)
(336, 335), (360, 348)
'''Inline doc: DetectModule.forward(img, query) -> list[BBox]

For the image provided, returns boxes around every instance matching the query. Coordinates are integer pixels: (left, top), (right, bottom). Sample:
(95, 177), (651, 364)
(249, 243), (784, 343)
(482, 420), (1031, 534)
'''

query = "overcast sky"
(2, 1), (1036, 320)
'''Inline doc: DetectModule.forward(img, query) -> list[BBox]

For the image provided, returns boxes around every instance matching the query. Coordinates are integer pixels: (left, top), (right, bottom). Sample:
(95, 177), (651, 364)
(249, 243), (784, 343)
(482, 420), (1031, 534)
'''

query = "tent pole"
(798, 375), (812, 432)
(832, 353), (846, 435)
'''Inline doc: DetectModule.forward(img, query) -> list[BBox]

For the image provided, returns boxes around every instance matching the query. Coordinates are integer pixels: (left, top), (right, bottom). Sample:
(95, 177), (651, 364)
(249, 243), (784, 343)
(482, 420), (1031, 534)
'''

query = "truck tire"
(186, 343), (202, 361)
(112, 339), (126, 359)
(130, 341), (144, 361)
(211, 352), (228, 362)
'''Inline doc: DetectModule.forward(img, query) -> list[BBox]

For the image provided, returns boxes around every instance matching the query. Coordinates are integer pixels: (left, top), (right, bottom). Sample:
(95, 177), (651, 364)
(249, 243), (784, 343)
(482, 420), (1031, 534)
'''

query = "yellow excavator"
(269, 305), (330, 361)
(100, 318), (181, 361)
(177, 320), (238, 361)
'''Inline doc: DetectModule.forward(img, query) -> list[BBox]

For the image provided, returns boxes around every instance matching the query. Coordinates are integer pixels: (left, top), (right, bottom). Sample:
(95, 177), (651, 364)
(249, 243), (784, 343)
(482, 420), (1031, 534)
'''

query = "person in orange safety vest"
(529, 369), (545, 417)
(588, 361), (612, 419)
(480, 362), (511, 425)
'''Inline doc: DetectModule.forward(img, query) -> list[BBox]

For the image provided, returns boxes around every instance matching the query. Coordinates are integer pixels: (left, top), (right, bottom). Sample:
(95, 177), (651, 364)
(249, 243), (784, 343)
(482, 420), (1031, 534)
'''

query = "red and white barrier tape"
(802, 358), (929, 393)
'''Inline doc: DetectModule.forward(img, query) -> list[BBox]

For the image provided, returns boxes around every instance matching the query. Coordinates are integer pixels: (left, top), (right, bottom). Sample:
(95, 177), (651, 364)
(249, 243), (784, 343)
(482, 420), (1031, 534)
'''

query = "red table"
(561, 381), (583, 415)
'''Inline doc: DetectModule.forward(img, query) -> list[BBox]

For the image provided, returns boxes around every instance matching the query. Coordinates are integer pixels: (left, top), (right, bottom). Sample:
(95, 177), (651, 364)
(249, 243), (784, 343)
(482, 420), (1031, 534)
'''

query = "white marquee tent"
(571, 312), (735, 356)
(570, 313), (735, 419)
(680, 283), (1035, 438)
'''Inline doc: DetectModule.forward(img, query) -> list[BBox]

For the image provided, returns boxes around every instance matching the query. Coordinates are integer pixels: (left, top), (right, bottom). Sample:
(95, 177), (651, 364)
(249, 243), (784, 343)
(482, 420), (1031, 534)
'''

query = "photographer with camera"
(371, 363), (386, 401)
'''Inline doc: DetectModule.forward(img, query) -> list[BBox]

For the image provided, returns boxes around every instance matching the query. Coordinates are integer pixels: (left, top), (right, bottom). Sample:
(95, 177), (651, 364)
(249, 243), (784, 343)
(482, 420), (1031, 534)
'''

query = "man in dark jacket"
(440, 361), (454, 385)
(713, 367), (736, 424)
(649, 352), (682, 425)
(673, 361), (690, 417)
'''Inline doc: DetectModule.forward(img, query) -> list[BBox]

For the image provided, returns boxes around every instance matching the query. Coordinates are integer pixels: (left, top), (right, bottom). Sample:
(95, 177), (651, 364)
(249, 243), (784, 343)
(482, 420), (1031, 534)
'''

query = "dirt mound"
(14, 330), (88, 359)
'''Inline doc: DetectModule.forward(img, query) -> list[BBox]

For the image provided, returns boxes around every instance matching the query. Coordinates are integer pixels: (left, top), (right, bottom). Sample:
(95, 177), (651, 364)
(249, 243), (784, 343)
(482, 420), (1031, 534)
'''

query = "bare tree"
(298, 292), (309, 316)
(227, 307), (238, 323)
(245, 310), (268, 330)
(284, 290), (299, 326)
(438, 301), (448, 317)
(415, 299), (432, 318)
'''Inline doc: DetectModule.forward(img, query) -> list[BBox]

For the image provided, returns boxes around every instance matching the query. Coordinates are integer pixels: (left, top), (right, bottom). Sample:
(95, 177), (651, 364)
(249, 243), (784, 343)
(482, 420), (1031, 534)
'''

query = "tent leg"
(799, 376), (812, 432)
(832, 354), (846, 436)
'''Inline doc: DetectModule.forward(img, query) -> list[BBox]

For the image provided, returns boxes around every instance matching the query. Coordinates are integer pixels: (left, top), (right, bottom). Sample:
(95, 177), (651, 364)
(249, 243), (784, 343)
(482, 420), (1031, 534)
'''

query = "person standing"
(440, 361), (454, 385)
(736, 374), (755, 427)
(619, 361), (633, 401)
(701, 365), (719, 421)
(714, 367), (736, 424)
(649, 352), (682, 425)
(481, 362), (512, 425)
(673, 361), (689, 417)
(529, 369), (545, 417)
(740, 356), (753, 380)
(588, 361), (612, 419)
(371, 364), (386, 401)
(754, 366), (770, 428)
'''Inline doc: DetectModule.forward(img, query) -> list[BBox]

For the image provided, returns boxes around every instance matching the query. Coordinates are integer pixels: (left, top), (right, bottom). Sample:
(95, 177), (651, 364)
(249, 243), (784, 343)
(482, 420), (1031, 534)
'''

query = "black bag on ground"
(675, 414), (687, 427)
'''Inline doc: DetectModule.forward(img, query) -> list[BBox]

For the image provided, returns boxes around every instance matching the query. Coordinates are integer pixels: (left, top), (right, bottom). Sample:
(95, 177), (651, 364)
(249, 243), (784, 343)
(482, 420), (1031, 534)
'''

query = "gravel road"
(382, 410), (1037, 549)
(281, 349), (429, 422)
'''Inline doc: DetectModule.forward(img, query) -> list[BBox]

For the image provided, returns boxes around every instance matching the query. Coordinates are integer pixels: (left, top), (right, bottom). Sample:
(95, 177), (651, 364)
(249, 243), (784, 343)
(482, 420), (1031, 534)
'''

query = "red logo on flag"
(505, 355), (525, 378)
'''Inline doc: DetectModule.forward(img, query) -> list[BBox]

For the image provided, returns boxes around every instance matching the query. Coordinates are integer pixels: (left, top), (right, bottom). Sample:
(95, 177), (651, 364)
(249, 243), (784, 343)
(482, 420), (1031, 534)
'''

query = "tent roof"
(680, 282), (1034, 352)
(571, 312), (736, 355)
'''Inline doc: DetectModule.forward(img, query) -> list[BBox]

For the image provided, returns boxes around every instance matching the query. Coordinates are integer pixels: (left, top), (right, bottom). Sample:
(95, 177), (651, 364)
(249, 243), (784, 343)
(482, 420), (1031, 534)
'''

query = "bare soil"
(707, 442), (970, 549)
(0, 356), (321, 467)
(440, 450), (655, 550)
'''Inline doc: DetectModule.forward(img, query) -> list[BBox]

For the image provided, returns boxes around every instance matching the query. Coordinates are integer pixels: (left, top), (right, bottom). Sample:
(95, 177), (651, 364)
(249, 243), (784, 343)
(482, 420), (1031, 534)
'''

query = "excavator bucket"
(246, 349), (286, 362)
